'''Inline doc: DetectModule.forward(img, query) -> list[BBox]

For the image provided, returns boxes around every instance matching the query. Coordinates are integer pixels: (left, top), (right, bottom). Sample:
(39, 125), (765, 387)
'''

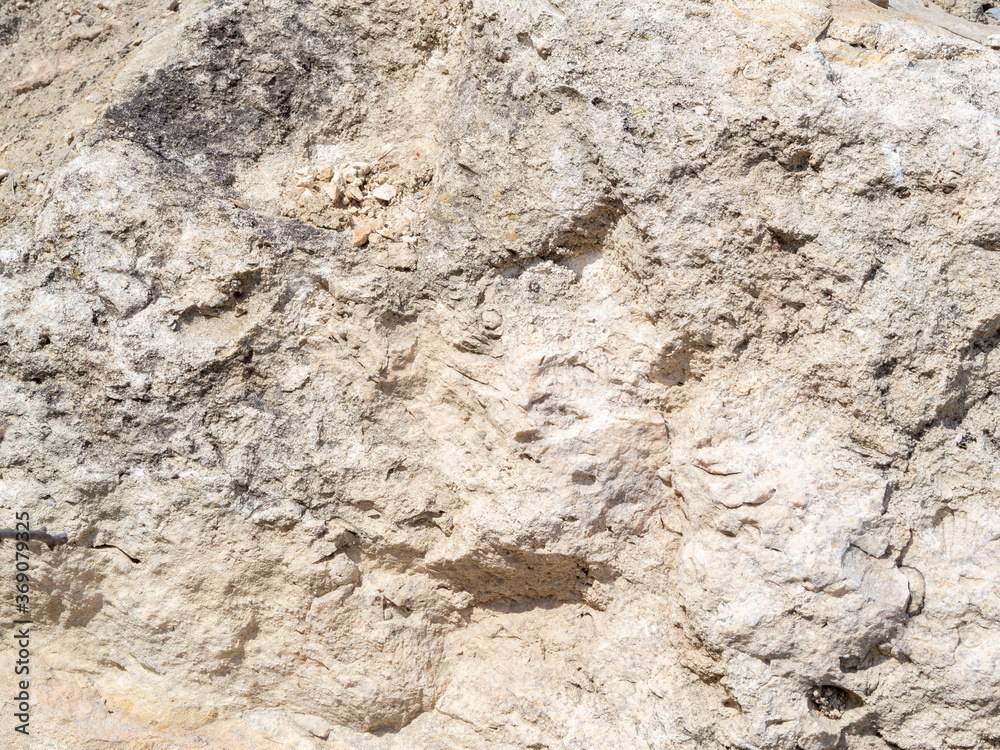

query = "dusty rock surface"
(3, 0), (1000, 748)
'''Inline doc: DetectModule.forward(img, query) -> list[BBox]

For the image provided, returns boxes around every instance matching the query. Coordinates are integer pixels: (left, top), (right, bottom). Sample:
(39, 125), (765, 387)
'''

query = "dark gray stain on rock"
(100, 0), (360, 185)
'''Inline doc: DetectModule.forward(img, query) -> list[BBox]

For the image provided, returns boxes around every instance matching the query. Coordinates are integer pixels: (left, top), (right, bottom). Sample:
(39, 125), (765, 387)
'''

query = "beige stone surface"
(2, 0), (1000, 748)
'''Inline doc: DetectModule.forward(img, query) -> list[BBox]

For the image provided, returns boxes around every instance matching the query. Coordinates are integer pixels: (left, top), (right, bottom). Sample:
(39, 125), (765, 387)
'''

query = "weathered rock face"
(926, 0), (999, 24)
(3, 0), (1000, 748)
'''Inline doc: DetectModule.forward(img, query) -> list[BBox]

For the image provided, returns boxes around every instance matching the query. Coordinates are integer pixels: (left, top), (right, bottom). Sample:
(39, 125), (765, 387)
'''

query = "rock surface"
(2, 0), (1000, 748)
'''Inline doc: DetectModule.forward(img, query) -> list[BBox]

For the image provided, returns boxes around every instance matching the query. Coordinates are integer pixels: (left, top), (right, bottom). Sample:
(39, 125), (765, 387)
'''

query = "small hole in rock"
(808, 684), (862, 719)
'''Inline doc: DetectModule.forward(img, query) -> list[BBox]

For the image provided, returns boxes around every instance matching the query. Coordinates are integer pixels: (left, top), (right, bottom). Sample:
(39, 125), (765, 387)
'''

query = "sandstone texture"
(2, 0), (1000, 748)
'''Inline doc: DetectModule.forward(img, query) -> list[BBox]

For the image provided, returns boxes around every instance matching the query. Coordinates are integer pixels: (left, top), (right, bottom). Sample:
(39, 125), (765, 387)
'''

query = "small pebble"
(351, 225), (372, 247)
(321, 182), (341, 204)
(372, 183), (397, 202)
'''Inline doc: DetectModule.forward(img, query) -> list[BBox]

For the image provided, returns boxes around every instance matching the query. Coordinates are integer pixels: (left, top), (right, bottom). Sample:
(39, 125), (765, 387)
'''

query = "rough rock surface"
(2, 0), (1000, 748)
(925, 0), (999, 25)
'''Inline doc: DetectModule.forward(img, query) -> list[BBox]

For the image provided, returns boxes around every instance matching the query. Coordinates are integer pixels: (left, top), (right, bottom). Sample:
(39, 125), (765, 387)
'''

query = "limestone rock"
(371, 183), (397, 202)
(2, 0), (1000, 748)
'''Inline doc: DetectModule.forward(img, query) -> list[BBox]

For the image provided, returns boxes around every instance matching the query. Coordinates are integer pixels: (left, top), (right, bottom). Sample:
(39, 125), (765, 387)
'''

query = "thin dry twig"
(0, 528), (69, 549)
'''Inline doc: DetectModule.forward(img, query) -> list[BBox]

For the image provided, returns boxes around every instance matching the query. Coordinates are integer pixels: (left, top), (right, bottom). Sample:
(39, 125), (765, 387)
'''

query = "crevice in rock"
(766, 225), (817, 254)
(425, 549), (614, 606)
(91, 543), (141, 564)
(542, 198), (626, 257)
(839, 650), (889, 674)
